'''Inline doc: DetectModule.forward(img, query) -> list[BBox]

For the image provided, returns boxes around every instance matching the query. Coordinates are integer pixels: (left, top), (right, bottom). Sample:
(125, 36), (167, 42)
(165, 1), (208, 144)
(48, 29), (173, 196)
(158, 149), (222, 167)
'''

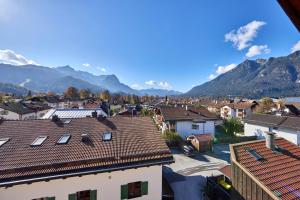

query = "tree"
(26, 90), (32, 98)
(79, 89), (91, 100)
(64, 87), (79, 100)
(255, 97), (274, 113)
(47, 91), (56, 96)
(219, 118), (243, 137)
(100, 90), (110, 101)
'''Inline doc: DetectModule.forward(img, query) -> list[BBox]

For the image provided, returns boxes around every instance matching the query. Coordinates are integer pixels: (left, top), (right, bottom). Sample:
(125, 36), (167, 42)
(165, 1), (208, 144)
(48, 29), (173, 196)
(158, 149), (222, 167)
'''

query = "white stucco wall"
(244, 123), (300, 145)
(0, 165), (162, 200)
(175, 121), (215, 138)
(0, 108), (21, 120)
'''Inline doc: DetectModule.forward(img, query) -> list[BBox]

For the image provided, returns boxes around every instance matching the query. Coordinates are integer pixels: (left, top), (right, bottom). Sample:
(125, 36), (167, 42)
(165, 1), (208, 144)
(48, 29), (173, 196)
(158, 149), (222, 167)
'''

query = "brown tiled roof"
(192, 134), (214, 142)
(225, 102), (255, 110)
(231, 138), (300, 200)
(0, 117), (173, 186)
(245, 114), (300, 131)
(159, 106), (217, 122)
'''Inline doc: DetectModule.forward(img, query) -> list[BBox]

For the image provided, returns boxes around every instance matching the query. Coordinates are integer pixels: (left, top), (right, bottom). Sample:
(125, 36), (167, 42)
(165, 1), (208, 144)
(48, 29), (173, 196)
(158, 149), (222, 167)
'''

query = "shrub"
(162, 130), (182, 147)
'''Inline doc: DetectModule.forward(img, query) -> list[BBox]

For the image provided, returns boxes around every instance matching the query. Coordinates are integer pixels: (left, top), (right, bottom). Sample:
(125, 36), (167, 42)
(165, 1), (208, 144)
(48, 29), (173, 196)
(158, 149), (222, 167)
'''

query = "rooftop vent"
(51, 115), (60, 122)
(92, 111), (97, 118)
(103, 132), (112, 141)
(245, 148), (264, 161)
(81, 133), (90, 143)
(0, 117), (4, 124)
(265, 131), (276, 150)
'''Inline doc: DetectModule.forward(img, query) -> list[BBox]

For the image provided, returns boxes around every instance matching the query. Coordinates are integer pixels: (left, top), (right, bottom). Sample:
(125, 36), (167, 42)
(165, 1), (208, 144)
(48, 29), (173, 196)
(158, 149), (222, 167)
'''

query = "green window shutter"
(90, 190), (97, 200)
(47, 197), (55, 200)
(141, 181), (148, 195)
(69, 193), (76, 200)
(121, 184), (128, 199)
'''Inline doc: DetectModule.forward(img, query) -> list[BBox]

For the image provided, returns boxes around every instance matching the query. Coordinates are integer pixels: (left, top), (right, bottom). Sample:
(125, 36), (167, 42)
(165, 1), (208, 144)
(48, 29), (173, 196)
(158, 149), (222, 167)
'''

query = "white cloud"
(131, 84), (143, 89)
(159, 81), (171, 89)
(96, 67), (106, 72)
(225, 20), (266, 50)
(216, 63), (237, 74)
(145, 80), (156, 86)
(208, 74), (217, 80)
(82, 63), (90, 67)
(291, 40), (300, 53)
(0, 49), (38, 65)
(208, 63), (237, 80)
(246, 45), (271, 58)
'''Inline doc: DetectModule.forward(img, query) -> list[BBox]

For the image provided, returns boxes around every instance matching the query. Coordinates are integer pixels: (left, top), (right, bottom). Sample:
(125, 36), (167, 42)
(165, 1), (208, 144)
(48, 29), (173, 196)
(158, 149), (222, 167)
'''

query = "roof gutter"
(0, 158), (174, 188)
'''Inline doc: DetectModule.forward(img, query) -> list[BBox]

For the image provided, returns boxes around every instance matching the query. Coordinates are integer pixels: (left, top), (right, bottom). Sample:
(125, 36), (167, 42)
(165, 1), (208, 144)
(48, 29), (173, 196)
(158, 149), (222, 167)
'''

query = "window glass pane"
(103, 132), (112, 141)
(0, 138), (9, 147)
(31, 136), (47, 146)
(128, 182), (142, 199)
(57, 134), (71, 144)
(76, 190), (91, 200)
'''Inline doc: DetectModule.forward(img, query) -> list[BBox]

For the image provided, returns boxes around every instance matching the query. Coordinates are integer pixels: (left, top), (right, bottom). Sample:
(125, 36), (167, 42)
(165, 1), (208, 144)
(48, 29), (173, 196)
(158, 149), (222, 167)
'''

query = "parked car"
(181, 144), (195, 157)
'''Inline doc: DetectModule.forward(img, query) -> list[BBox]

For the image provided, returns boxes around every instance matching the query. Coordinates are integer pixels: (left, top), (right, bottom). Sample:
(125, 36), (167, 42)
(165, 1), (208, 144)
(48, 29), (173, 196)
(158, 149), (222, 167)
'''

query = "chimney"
(81, 133), (90, 143)
(97, 114), (107, 121)
(185, 105), (188, 110)
(92, 110), (97, 118)
(265, 131), (276, 150)
(51, 115), (60, 122)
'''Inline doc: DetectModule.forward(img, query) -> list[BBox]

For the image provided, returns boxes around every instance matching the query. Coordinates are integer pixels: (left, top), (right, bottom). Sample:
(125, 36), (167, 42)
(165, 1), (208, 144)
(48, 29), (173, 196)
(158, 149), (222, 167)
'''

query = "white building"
(0, 117), (173, 200)
(155, 105), (218, 138)
(220, 102), (256, 119)
(42, 108), (107, 119)
(244, 114), (300, 145)
(0, 102), (51, 120)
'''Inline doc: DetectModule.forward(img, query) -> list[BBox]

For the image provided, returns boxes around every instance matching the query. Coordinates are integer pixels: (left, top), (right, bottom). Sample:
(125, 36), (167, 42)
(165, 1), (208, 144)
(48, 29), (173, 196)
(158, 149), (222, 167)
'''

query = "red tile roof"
(231, 138), (300, 200)
(0, 117), (173, 186)
(219, 165), (231, 179)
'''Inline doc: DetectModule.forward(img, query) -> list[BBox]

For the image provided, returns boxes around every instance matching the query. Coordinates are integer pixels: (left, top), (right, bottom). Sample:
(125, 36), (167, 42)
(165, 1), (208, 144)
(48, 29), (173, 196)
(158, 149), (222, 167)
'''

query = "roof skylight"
(31, 136), (47, 146)
(64, 119), (72, 124)
(246, 148), (263, 161)
(57, 134), (71, 144)
(103, 132), (112, 141)
(0, 138), (10, 147)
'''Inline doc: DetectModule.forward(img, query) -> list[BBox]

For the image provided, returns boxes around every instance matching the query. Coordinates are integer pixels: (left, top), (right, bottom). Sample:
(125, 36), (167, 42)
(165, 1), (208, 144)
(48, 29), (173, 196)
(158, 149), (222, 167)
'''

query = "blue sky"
(0, 0), (299, 92)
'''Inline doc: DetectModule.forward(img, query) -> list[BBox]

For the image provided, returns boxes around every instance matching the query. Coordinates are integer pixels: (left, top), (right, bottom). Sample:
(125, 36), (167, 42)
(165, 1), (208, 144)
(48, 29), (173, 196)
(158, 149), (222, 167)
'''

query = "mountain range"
(185, 51), (300, 98)
(0, 63), (181, 96)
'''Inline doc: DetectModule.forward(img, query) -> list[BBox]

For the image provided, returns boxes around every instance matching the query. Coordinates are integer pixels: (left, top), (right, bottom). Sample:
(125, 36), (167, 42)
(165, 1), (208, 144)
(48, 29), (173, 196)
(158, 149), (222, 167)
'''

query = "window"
(0, 138), (9, 147)
(121, 181), (148, 199)
(103, 132), (112, 141)
(31, 136), (47, 146)
(64, 119), (72, 124)
(68, 190), (97, 200)
(192, 124), (199, 130)
(57, 134), (71, 144)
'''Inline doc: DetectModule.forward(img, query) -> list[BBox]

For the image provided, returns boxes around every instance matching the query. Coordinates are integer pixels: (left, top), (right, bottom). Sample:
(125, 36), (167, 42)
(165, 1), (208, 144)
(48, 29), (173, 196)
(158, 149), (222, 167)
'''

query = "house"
(0, 116), (173, 200)
(220, 102), (256, 119)
(155, 105), (218, 138)
(230, 134), (300, 200)
(244, 113), (300, 145)
(0, 101), (51, 120)
(42, 108), (107, 119)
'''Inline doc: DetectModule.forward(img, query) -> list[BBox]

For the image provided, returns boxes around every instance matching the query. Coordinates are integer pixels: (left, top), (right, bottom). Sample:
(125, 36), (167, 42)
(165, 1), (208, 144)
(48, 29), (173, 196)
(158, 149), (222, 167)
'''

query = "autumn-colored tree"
(255, 97), (274, 113)
(47, 91), (56, 96)
(79, 89), (91, 100)
(100, 90), (110, 101)
(64, 87), (79, 100)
